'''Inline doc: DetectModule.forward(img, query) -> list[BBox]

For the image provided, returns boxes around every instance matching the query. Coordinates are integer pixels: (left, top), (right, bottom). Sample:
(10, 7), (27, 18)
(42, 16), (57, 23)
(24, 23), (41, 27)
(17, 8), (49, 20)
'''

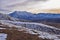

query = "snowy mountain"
(9, 11), (60, 23)
(9, 11), (33, 20)
(0, 13), (20, 21)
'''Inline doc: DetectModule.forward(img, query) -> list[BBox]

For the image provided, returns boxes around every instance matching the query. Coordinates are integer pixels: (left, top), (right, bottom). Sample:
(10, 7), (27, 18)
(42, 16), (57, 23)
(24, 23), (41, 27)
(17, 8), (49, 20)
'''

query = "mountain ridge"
(9, 11), (60, 23)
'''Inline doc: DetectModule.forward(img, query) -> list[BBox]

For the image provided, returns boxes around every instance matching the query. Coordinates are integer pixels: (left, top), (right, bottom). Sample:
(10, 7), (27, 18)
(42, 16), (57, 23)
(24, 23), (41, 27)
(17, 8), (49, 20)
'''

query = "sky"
(0, 0), (60, 14)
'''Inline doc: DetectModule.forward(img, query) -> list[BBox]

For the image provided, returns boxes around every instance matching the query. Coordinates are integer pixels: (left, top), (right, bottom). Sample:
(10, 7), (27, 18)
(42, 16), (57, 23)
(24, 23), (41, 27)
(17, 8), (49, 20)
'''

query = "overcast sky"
(0, 0), (60, 14)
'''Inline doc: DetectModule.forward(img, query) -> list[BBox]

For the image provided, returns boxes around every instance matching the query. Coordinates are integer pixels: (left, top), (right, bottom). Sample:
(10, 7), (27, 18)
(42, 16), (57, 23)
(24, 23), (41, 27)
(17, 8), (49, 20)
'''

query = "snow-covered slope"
(0, 20), (60, 40)
(0, 13), (20, 21)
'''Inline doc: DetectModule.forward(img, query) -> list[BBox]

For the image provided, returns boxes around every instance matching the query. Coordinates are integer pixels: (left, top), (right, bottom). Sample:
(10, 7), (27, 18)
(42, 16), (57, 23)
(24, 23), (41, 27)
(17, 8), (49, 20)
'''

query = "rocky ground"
(0, 20), (60, 40)
(0, 23), (50, 40)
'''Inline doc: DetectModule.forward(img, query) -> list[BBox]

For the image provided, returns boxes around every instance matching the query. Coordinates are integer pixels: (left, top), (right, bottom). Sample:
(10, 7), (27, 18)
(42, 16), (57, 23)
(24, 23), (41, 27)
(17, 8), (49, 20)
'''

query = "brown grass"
(0, 29), (50, 40)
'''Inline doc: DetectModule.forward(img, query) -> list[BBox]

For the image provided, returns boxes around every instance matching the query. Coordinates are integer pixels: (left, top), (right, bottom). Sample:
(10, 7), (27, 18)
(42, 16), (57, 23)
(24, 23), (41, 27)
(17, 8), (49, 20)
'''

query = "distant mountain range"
(9, 11), (60, 23)
(0, 11), (60, 23)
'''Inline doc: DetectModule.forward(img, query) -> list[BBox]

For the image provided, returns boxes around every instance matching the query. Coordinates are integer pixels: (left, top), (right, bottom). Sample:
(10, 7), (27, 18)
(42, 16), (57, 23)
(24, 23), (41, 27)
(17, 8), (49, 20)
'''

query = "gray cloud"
(0, 0), (48, 14)
(0, 8), (11, 12)
(6, 0), (48, 8)
(0, 8), (12, 14)
(0, 0), (48, 8)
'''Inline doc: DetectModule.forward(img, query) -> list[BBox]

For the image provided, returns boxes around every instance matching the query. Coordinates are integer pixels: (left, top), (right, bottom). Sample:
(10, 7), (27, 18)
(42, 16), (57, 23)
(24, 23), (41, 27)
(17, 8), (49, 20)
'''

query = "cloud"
(0, 0), (60, 14)
(0, 8), (9, 11)
(6, 0), (47, 8)
(0, 0), (48, 14)
(0, 8), (11, 14)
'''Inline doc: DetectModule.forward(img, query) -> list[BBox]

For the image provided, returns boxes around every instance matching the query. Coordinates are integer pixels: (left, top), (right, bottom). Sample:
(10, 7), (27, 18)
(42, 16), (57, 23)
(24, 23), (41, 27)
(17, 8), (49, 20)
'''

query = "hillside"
(0, 21), (53, 40)
(0, 20), (60, 40)
(40, 22), (60, 28)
